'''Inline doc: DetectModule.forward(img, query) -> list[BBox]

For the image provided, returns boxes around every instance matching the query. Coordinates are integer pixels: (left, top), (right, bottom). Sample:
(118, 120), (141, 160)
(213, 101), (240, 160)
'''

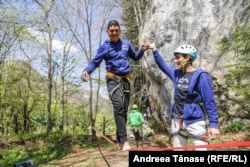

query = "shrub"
(223, 121), (247, 133)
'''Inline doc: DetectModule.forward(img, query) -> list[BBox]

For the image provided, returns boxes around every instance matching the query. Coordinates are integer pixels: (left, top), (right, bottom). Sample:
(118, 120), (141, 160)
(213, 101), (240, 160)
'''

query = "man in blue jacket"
(81, 20), (149, 151)
(148, 42), (220, 150)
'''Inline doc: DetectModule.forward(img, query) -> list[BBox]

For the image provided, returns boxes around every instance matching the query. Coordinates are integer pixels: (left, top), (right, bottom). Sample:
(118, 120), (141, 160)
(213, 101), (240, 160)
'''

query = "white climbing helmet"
(174, 45), (197, 60)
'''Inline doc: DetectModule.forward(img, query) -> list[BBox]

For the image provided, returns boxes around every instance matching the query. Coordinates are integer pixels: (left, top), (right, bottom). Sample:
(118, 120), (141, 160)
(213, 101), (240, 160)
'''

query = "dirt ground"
(47, 148), (129, 167)
(46, 138), (136, 167)
(48, 132), (250, 167)
(48, 137), (153, 167)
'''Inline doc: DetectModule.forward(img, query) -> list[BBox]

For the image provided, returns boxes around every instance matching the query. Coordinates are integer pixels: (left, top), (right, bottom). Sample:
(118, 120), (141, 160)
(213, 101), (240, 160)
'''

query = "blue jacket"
(153, 50), (219, 128)
(84, 39), (144, 75)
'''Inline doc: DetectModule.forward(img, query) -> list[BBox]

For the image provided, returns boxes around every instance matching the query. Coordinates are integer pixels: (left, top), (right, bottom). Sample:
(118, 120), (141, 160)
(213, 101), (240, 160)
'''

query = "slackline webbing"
(93, 128), (250, 151)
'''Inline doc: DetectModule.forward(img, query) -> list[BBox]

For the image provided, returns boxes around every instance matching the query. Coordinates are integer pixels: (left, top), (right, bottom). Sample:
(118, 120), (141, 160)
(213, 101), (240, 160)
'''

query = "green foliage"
(60, 105), (90, 136)
(0, 59), (89, 135)
(121, 0), (150, 48)
(0, 133), (72, 167)
(95, 110), (116, 136)
(0, 130), (116, 166)
(131, 67), (146, 106)
(148, 116), (165, 133)
(223, 121), (247, 133)
(218, 23), (250, 114)
(218, 24), (250, 56)
(121, 0), (150, 105)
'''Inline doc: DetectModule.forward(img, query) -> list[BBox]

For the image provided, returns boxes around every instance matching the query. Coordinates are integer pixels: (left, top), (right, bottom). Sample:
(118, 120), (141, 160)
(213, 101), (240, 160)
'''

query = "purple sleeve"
(83, 45), (107, 74)
(200, 73), (219, 128)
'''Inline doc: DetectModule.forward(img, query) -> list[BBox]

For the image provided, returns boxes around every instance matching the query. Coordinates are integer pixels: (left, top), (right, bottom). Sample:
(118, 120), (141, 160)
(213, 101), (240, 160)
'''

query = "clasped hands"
(81, 41), (156, 82)
(141, 41), (156, 52)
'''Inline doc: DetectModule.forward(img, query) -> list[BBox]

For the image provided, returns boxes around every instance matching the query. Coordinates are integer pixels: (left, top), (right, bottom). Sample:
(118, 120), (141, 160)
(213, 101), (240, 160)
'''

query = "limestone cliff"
(139, 0), (250, 129)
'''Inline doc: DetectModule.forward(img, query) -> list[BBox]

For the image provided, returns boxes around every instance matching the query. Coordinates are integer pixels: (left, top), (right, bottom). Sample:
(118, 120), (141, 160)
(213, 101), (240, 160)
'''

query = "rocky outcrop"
(140, 0), (250, 129)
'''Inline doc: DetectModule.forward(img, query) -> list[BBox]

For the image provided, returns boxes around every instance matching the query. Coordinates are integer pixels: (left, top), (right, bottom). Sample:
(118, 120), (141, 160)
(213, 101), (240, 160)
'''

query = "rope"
(94, 128), (250, 151)
(93, 128), (117, 167)
(94, 126), (250, 152)
(93, 128), (117, 148)
(97, 138), (111, 167)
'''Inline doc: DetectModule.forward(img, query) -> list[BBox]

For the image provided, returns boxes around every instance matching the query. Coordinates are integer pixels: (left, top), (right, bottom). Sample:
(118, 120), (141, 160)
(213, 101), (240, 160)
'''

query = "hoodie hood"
(130, 109), (138, 113)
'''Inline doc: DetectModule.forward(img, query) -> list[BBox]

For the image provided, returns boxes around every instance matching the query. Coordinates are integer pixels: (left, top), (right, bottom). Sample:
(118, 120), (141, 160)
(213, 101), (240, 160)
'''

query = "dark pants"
(132, 126), (143, 141)
(106, 76), (130, 143)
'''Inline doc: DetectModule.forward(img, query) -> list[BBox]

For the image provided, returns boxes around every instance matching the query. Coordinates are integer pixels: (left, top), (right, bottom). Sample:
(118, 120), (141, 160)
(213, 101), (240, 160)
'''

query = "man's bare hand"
(141, 43), (150, 51)
(81, 71), (89, 82)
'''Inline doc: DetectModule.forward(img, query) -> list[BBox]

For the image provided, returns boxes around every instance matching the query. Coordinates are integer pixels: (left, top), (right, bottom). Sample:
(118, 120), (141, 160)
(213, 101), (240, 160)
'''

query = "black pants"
(132, 126), (143, 141)
(106, 76), (130, 143)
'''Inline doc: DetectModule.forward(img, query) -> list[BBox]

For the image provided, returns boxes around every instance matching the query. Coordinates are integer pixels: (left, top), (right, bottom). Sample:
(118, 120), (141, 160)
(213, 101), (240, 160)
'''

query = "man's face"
(107, 25), (121, 42)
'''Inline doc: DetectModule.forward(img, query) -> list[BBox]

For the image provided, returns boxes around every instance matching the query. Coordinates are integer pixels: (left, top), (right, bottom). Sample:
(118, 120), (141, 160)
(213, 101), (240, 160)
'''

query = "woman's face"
(107, 25), (121, 42)
(174, 54), (188, 69)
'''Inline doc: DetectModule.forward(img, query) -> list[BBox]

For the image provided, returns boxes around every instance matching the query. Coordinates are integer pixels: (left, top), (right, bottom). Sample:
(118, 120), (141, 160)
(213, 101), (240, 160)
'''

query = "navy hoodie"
(84, 39), (144, 75)
(153, 50), (219, 129)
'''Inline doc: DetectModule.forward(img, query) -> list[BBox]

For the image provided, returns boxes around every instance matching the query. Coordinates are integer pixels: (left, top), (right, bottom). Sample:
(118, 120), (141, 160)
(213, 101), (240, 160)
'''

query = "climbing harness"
(131, 126), (142, 134)
(106, 72), (131, 101)
(168, 118), (209, 145)
(106, 72), (131, 82)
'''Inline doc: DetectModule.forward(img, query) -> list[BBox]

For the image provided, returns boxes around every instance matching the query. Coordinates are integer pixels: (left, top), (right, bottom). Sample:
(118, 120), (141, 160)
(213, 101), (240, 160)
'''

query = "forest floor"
(46, 131), (250, 167)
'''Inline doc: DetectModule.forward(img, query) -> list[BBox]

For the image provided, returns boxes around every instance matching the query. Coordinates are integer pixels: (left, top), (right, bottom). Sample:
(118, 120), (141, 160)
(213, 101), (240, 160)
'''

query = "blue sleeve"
(200, 73), (219, 128)
(83, 45), (107, 74)
(127, 40), (144, 61)
(153, 50), (176, 82)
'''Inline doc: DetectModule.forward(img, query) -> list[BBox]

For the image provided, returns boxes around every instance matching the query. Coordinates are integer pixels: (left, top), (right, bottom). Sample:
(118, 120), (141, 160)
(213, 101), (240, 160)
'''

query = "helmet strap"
(181, 55), (188, 72)
(181, 61), (187, 72)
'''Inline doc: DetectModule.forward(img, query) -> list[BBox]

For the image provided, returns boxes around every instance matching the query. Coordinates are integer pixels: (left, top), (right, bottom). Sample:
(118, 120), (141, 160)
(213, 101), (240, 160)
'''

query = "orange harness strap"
(106, 72), (131, 82)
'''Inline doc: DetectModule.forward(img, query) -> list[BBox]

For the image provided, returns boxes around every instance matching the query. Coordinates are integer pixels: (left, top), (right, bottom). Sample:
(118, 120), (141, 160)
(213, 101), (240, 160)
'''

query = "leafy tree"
(0, 60), (47, 134)
(0, 0), (122, 137)
(0, 1), (31, 134)
(121, 0), (150, 48)
(218, 24), (250, 116)
(121, 0), (151, 107)
(59, 0), (118, 140)
(31, 0), (55, 133)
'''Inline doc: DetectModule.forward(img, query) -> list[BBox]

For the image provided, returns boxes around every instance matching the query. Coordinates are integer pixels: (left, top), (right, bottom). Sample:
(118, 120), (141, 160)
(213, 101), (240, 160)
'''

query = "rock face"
(140, 0), (250, 129)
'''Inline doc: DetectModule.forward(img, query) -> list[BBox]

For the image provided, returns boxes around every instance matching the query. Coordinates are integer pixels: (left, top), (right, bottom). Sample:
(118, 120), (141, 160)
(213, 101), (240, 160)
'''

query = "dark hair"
(182, 54), (194, 65)
(107, 20), (120, 30)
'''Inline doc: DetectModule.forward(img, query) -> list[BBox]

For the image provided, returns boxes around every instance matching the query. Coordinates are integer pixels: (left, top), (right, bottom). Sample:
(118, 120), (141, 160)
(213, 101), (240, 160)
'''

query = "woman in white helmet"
(148, 43), (220, 150)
